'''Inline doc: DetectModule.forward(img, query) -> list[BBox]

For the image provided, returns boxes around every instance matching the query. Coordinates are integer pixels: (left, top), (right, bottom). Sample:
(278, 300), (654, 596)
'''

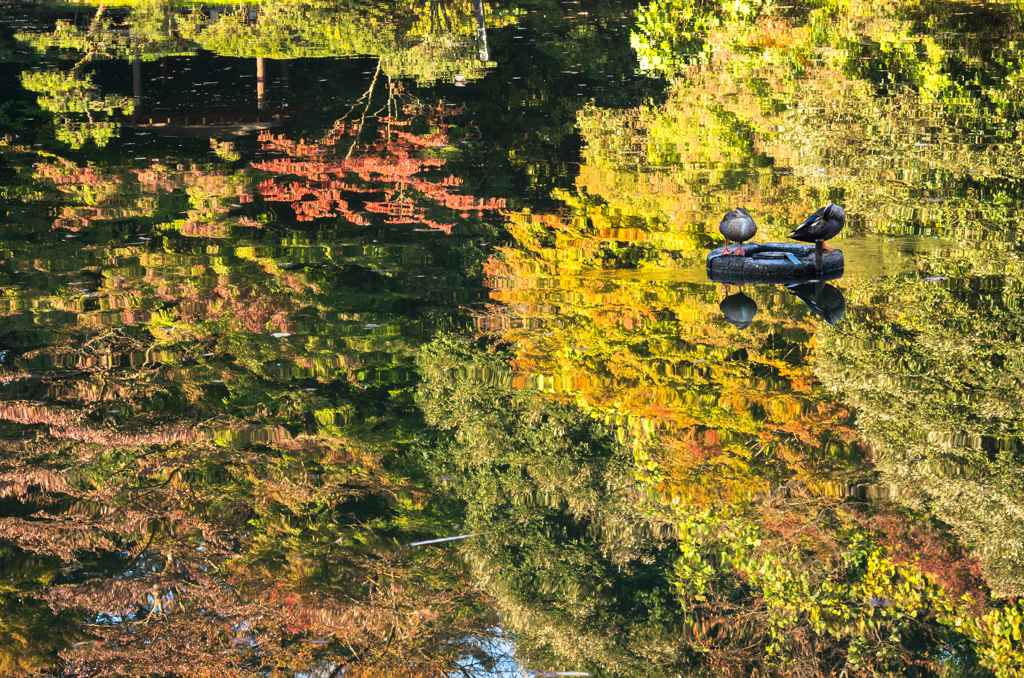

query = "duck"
(718, 207), (758, 256)
(789, 202), (845, 251)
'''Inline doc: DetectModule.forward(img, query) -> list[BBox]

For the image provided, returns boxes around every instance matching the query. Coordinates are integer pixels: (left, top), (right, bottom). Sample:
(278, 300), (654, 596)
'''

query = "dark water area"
(1, 0), (1024, 676)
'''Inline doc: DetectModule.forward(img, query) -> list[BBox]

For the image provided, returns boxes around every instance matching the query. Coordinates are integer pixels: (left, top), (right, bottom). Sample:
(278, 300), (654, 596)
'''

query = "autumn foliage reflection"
(478, 207), (865, 502)
(456, 0), (1024, 661)
(0, 62), (505, 674)
(254, 95), (505, 230)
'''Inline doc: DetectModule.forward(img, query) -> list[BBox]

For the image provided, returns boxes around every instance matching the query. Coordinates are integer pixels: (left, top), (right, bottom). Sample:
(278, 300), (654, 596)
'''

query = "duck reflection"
(787, 281), (846, 325)
(719, 292), (759, 329)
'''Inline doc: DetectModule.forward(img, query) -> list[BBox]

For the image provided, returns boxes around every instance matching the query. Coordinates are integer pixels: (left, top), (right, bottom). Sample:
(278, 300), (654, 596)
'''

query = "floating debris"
(407, 532), (488, 547)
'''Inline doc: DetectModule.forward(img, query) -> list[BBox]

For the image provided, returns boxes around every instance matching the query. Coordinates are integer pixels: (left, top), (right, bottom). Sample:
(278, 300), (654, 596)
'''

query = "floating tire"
(706, 242), (844, 284)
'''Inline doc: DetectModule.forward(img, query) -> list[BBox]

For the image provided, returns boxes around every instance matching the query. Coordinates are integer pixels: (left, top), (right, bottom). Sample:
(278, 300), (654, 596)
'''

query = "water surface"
(1, 0), (1024, 676)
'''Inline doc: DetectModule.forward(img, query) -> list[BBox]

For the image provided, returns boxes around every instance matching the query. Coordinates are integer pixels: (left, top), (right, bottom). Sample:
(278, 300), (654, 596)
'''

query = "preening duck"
(789, 202), (845, 251)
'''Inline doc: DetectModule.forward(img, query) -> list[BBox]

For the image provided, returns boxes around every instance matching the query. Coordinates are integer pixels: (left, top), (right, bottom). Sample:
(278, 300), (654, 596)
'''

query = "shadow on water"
(787, 281), (846, 326)
(719, 282), (846, 328)
(719, 291), (758, 329)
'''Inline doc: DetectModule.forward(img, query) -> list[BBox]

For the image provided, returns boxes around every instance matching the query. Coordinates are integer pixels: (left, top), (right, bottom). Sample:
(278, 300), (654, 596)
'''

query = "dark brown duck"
(789, 202), (846, 251)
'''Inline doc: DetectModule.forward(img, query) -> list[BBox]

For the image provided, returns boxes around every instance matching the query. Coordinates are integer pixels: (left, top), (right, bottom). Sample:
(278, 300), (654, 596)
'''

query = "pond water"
(1, 0), (1023, 676)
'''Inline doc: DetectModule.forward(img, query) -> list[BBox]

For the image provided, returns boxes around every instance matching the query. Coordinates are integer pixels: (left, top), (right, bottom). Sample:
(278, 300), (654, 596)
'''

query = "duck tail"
(789, 215), (820, 239)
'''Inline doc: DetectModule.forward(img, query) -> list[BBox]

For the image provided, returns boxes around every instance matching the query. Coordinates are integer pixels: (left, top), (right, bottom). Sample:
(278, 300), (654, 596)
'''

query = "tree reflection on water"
(2, 0), (1024, 676)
